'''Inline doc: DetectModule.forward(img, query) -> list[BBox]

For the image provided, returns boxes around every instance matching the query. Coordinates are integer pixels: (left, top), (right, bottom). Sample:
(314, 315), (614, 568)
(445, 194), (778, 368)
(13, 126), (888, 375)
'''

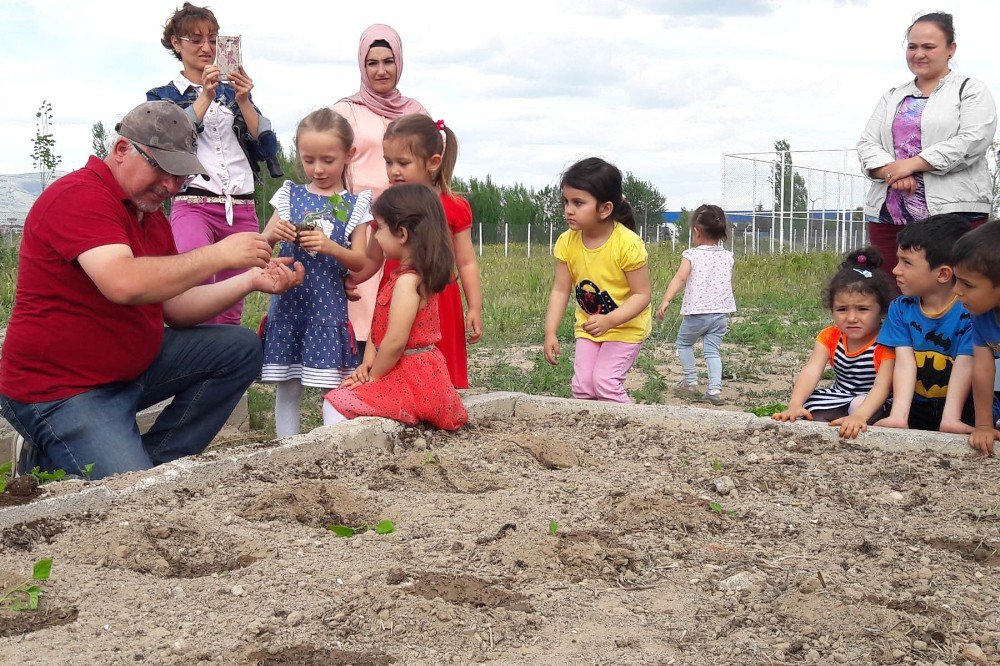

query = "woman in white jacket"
(858, 11), (996, 278)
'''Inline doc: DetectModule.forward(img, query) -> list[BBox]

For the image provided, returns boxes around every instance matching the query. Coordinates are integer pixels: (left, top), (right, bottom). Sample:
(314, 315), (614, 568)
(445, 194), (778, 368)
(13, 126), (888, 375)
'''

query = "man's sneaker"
(703, 391), (725, 406)
(8, 434), (24, 477)
(674, 382), (699, 397)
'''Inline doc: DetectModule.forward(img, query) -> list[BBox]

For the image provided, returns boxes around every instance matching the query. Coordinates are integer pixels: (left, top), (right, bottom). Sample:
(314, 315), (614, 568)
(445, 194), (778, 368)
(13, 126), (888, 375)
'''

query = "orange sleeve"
(815, 326), (840, 367)
(873, 344), (895, 371)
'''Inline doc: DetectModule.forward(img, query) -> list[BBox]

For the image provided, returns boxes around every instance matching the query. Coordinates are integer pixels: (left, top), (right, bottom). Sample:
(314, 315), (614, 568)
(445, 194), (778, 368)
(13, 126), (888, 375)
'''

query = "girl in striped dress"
(773, 248), (896, 439)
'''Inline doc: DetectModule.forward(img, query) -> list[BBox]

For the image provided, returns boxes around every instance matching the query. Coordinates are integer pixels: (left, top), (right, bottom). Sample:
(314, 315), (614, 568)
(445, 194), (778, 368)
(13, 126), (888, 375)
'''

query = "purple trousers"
(170, 200), (260, 326)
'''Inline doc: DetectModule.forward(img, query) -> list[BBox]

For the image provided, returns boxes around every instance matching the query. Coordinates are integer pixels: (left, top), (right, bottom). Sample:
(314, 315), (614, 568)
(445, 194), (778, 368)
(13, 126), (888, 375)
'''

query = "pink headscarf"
(343, 24), (425, 119)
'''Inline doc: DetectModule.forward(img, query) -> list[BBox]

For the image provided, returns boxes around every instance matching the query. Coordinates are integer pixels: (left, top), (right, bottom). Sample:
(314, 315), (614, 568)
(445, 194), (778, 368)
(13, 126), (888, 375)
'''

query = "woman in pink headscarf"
(333, 24), (429, 353)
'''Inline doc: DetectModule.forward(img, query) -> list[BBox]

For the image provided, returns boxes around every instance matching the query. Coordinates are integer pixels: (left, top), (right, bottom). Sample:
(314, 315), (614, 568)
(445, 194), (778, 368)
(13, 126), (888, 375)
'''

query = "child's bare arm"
(656, 258), (692, 320)
(544, 261), (573, 364)
(452, 229), (483, 343)
(772, 341), (830, 422)
(876, 346), (914, 429)
(581, 265), (651, 338)
(349, 228), (385, 284)
(940, 354), (974, 434)
(366, 273), (422, 382)
(831, 358), (894, 438)
(968, 345), (998, 454)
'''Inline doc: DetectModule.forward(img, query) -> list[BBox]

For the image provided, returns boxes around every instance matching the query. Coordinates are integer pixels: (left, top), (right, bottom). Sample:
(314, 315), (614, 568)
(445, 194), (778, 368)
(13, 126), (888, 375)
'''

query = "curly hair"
(823, 246), (895, 314)
(161, 3), (219, 62)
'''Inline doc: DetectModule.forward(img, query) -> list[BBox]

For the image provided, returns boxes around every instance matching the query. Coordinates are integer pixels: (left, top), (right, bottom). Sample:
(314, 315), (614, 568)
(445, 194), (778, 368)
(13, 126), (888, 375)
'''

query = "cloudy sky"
(2, 0), (998, 208)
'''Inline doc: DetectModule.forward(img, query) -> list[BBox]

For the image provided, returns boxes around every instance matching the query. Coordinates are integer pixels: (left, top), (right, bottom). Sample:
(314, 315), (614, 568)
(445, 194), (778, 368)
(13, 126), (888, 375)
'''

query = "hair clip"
(857, 254), (867, 264)
(853, 268), (873, 279)
(435, 119), (446, 130)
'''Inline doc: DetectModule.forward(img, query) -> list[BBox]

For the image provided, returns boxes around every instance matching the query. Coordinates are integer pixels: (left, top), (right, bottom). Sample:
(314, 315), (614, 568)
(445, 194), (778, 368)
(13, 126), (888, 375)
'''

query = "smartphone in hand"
(215, 35), (242, 82)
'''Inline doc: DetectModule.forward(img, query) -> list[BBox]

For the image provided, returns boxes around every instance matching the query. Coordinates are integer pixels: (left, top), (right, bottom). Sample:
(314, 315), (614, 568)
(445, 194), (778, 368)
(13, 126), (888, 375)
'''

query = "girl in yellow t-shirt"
(544, 157), (653, 402)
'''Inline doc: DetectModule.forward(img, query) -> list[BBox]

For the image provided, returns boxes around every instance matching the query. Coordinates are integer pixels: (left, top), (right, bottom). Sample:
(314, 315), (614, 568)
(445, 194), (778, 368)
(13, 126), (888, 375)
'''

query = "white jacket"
(857, 71), (996, 219)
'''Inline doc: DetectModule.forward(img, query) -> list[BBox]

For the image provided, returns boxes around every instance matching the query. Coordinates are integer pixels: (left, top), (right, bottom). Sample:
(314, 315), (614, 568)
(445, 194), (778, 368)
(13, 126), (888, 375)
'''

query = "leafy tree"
(91, 121), (111, 159)
(465, 176), (503, 228)
(532, 184), (562, 227)
(988, 139), (1000, 216)
(31, 100), (62, 190)
(771, 139), (808, 216)
(622, 172), (666, 231)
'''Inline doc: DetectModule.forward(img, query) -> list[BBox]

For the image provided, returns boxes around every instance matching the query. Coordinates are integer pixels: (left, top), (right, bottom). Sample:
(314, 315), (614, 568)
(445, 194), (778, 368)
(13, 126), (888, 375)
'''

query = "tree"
(255, 140), (300, 227)
(621, 172), (666, 232)
(31, 100), (62, 190)
(91, 121), (111, 159)
(771, 139), (808, 216)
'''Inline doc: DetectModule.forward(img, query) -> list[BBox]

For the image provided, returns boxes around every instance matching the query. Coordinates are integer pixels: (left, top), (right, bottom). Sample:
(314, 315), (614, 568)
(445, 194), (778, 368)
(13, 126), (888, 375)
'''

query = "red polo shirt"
(0, 157), (177, 402)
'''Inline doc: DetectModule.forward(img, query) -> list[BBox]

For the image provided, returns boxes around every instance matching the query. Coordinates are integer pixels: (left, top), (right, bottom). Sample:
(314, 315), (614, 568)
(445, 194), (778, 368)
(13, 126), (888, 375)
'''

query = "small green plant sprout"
(82, 463), (96, 481)
(0, 558), (52, 612)
(968, 506), (998, 521)
(29, 467), (66, 484)
(749, 403), (788, 417)
(327, 193), (350, 223)
(708, 502), (737, 517)
(0, 461), (12, 494)
(548, 520), (558, 536)
(711, 458), (724, 471)
(423, 451), (438, 465)
(328, 519), (396, 538)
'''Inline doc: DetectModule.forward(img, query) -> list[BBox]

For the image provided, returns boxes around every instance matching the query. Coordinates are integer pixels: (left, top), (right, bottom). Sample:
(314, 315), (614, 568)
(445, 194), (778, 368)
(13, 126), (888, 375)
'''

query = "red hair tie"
(436, 119), (447, 155)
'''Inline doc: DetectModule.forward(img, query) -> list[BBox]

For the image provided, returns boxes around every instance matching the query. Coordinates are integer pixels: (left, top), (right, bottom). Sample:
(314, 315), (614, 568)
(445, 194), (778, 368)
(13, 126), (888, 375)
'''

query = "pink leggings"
(170, 200), (260, 325)
(572, 338), (642, 403)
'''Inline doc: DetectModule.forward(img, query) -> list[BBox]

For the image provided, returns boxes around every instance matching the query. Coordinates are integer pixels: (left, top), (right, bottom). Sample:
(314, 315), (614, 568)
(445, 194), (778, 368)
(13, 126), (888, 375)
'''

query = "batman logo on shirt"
(909, 321), (924, 334)
(913, 350), (954, 399)
(575, 280), (619, 315)
(924, 330), (953, 352)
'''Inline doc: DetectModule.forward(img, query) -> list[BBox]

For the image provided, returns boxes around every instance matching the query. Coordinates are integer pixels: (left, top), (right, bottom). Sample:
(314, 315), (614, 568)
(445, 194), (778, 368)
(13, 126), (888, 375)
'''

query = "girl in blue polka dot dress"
(260, 108), (373, 437)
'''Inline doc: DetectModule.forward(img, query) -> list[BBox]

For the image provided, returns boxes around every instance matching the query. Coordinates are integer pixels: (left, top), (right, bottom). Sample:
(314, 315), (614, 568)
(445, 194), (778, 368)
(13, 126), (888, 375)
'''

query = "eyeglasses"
(130, 142), (196, 187)
(178, 35), (218, 47)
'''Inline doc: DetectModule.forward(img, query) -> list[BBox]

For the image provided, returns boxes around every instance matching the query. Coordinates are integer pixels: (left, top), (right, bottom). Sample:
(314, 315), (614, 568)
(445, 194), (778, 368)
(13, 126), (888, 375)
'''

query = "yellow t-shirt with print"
(554, 222), (652, 344)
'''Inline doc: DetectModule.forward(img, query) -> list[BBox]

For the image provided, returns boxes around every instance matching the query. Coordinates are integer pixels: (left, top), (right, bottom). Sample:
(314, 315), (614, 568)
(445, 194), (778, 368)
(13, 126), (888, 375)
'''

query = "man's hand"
(251, 258), (304, 294)
(216, 232), (273, 270)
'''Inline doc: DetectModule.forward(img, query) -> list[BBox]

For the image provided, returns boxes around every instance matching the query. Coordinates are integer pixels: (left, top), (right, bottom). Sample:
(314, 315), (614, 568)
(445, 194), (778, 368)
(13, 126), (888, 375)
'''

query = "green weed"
(548, 520), (559, 535)
(328, 520), (396, 538)
(711, 458), (724, 471)
(748, 403), (788, 417)
(0, 558), (52, 612)
(0, 461), (12, 493)
(29, 467), (66, 484)
(709, 502), (737, 517)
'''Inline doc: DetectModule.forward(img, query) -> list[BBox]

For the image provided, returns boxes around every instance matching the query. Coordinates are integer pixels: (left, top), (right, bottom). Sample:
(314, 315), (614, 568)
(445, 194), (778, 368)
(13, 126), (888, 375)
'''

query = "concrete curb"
(0, 392), (975, 531)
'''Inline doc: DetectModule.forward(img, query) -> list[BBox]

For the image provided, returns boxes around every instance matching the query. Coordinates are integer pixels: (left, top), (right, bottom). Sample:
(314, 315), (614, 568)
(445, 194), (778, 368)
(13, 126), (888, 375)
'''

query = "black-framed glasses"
(130, 142), (196, 187)
(178, 35), (218, 47)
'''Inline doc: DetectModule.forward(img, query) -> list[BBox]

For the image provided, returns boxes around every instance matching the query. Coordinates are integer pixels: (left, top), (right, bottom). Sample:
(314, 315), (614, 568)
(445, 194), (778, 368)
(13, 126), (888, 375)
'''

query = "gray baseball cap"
(115, 101), (207, 176)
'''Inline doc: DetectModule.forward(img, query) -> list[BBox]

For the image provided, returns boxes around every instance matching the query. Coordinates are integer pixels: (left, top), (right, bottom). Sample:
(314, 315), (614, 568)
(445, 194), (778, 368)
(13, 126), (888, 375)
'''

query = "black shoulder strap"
(959, 77), (970, 98)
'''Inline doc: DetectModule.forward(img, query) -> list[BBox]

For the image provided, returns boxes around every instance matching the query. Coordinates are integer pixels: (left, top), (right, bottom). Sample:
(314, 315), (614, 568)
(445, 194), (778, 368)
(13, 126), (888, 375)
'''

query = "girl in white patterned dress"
(260, 108), (372, 437)
(656, 205), (736, 405)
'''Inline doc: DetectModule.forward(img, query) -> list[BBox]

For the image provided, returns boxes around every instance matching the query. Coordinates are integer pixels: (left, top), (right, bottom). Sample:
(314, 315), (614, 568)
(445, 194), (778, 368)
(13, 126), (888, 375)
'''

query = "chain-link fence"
(721, 148), (870, 255)
(471, 220), (682, 257)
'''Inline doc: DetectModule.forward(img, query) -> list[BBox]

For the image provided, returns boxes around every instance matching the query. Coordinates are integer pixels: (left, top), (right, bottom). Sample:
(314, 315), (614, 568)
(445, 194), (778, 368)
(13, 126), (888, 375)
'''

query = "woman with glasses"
(147, 2), (280, 325)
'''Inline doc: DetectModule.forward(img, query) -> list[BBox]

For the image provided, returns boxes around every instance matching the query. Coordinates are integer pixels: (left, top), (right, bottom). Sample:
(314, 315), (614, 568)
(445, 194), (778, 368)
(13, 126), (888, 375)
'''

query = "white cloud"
(1, 0), (998, 209)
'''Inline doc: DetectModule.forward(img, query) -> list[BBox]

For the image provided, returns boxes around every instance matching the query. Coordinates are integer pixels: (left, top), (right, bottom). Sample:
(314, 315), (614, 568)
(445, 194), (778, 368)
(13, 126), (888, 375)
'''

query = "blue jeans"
(0, 326), (262, 480)
(676, 313), (729, 392)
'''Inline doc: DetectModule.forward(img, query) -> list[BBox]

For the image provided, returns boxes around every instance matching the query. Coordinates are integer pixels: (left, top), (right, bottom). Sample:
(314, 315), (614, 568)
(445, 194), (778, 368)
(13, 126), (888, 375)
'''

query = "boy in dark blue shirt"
(876, 215), (975, 432)
(952, 220), (1000, 455)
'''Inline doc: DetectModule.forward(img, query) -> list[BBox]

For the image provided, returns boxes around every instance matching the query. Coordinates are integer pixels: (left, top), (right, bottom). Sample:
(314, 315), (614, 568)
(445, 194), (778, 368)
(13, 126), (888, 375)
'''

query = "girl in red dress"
(351, 114), (482, 388)
(324, 184), (468, 430)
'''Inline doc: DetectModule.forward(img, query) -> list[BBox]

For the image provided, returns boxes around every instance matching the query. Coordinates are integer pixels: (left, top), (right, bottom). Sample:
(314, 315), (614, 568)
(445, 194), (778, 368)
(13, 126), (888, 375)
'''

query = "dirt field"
(0, 397), (998, 665)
